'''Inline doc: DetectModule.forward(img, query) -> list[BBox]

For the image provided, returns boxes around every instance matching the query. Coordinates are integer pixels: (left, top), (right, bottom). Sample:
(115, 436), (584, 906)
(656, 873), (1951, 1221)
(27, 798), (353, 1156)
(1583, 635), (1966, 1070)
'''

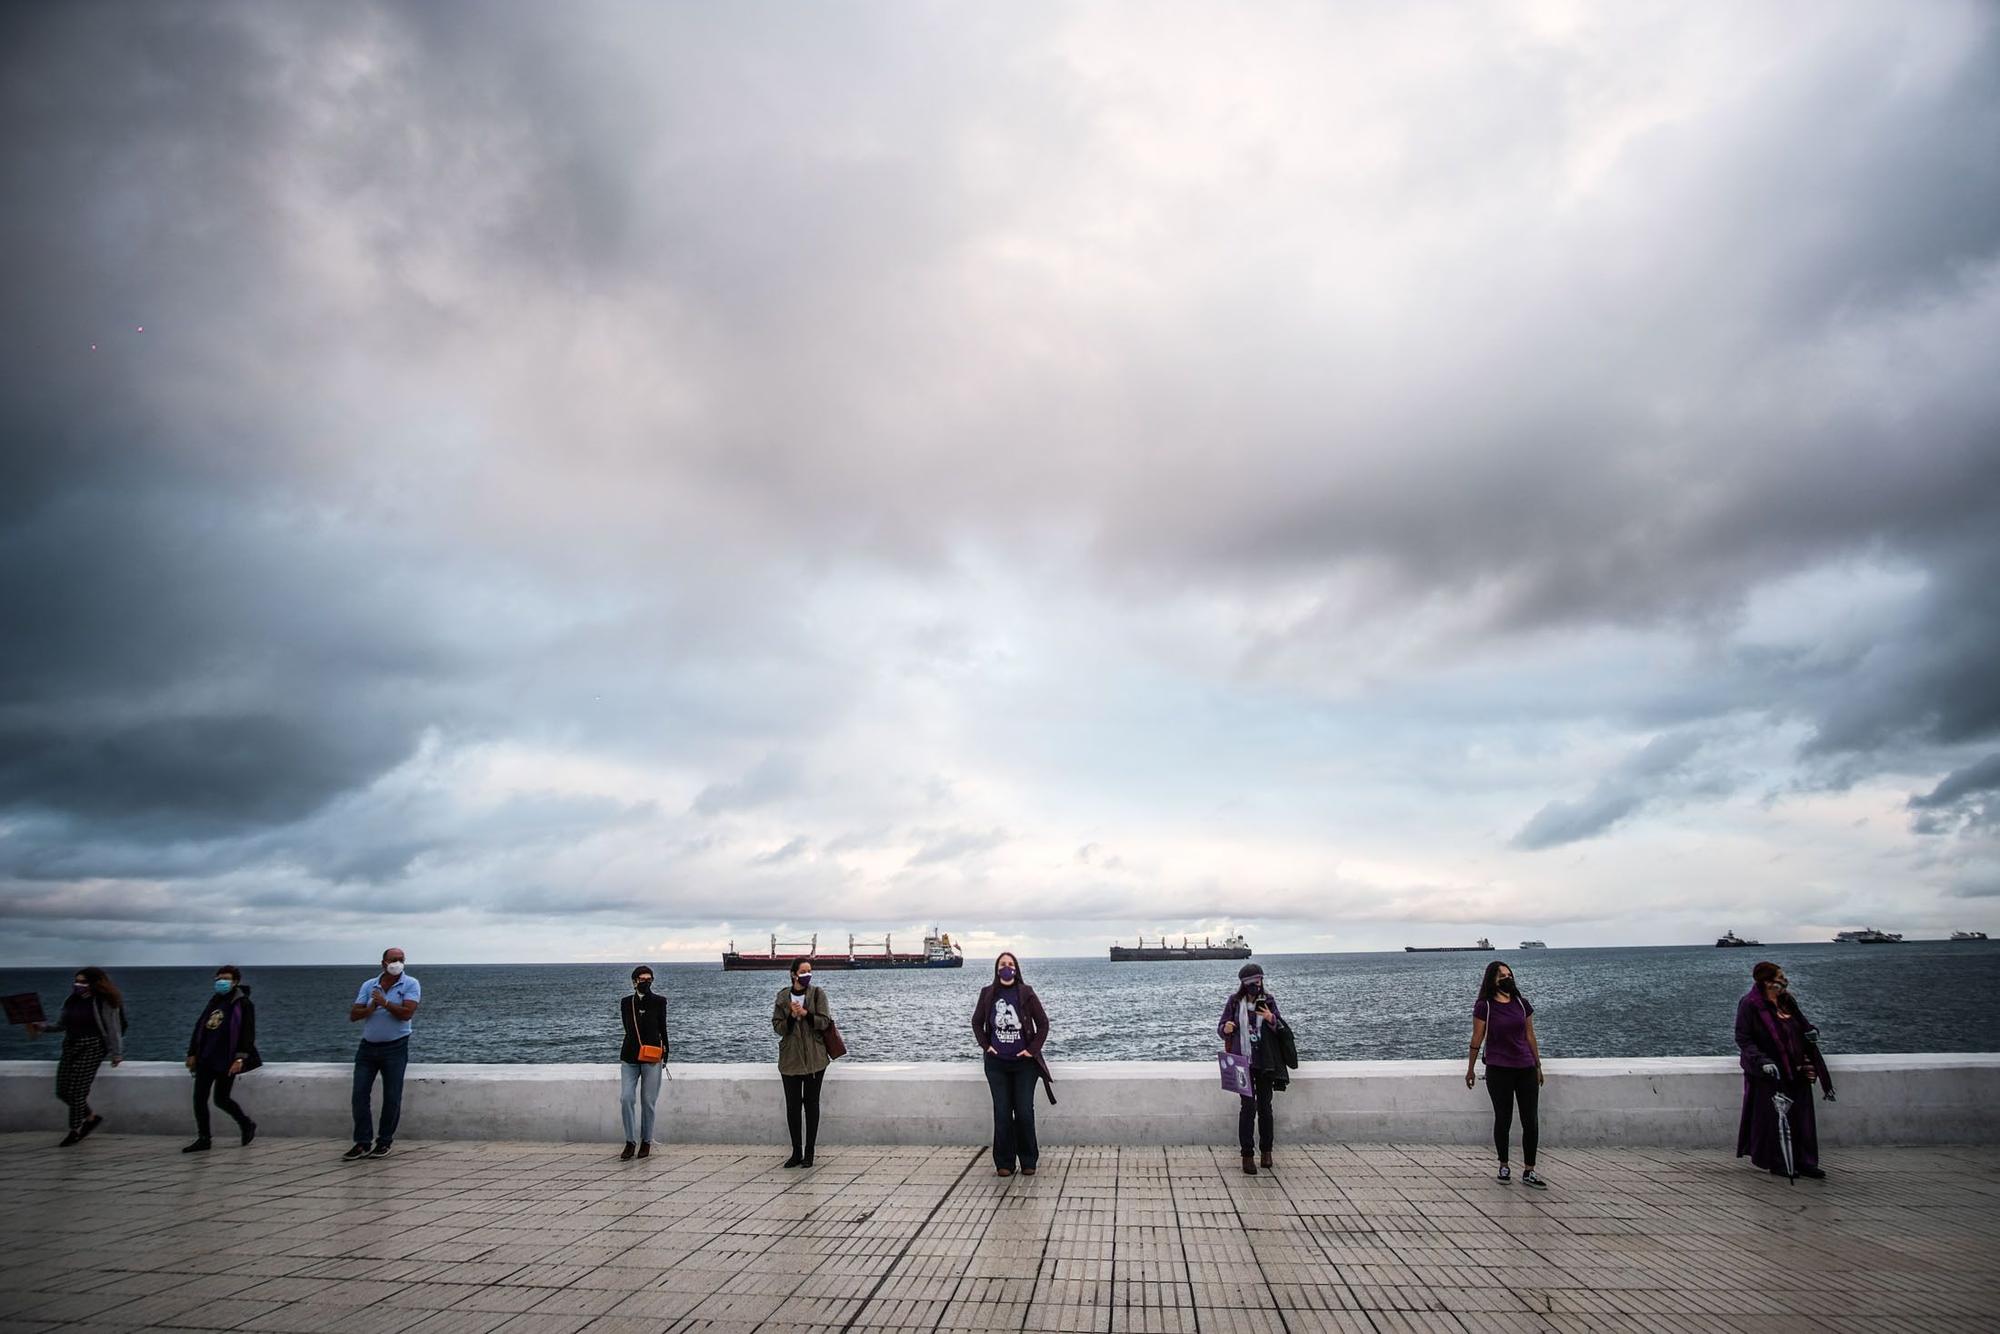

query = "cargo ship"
(1716, 930), (1760, 947)
(1109, 933), (1252, 962)
(1405, 937), (1494, 953)
(721, 926), (963, 970)
(1833, 928), (1903, 944)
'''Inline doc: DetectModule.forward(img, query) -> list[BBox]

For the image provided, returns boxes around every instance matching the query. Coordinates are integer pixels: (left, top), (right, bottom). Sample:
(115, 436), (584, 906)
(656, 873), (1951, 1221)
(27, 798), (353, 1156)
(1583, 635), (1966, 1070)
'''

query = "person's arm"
(376, 982), (419, 1022)
(1023, 988), (1049, 1057)
(772, 992), (790, 1036)
(1734, 995), (1778, 1080)
(187, 1010), (203, 1068)
(655, 997), (669, 1061)
(973, 988), (994, 1054)
(348, 983), (376, 1023)
(1525, 1012), (1543, 1087)
(100, 1001), (124, 1064)
(1218, 1000), (1236, 1040)
(231, 998), (255, 1075)
(809, 987), (832, 1033)
(1465, 1005), (1487, 1088)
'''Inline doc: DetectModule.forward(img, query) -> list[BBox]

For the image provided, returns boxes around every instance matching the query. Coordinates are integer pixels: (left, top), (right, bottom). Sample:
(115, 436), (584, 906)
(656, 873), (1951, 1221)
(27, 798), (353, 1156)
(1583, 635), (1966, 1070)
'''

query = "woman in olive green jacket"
(771, 958), (833, 1167)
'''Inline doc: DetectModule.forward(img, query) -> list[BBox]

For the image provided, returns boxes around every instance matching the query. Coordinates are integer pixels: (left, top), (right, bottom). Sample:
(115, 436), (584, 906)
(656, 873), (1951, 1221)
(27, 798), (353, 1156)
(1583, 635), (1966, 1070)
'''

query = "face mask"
(1243, 978), (1263, 995)
(1496, 977), (1515, 994)
(385, 960), (405, 976)
(634, 978), (652, 992)
(998, 966), (1017, 984)
(795, 975), (812, 991)
(214, 979), (234, 994)
(73, 982), (90, 995)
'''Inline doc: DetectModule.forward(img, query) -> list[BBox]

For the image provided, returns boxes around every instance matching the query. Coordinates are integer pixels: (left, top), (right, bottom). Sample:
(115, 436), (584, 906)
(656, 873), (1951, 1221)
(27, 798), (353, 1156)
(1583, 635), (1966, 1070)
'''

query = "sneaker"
(182, 1139), (211, 1153)
(637, 1142), (650, 1159)
(1522, 1169), (1548, 1190)
(620, 1142), (636, 1161)
(1798, 1166), (1826, 1180)
(342, 1144), (370, 1161)
(240, 1122), (257, 1147)
(1497, 1164), (1511, 1182)
(58, 1132), (82, 1147)
(368, 1143), (392, 1159)
(78, 1114), (104, 1140)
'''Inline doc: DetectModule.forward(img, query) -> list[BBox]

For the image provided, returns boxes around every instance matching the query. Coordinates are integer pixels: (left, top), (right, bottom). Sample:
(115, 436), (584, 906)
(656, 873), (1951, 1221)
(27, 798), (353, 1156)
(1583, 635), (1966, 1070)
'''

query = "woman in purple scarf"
(183, 964), (262, 1152)
(1734, 960), (1835, 1179)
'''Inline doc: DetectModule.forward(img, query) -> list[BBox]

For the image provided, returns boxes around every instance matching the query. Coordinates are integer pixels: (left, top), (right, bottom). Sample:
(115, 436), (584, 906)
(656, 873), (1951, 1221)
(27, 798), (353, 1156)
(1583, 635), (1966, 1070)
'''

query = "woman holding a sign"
(1219, 963), (1295, 1174)
(617, 965), (669, 1160)
(26, 966), (127, 1146)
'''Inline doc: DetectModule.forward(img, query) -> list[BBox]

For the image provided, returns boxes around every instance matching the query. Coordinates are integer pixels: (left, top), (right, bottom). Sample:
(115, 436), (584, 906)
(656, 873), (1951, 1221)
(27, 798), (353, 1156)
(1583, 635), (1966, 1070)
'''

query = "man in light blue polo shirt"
(344, 947), (420, 1160)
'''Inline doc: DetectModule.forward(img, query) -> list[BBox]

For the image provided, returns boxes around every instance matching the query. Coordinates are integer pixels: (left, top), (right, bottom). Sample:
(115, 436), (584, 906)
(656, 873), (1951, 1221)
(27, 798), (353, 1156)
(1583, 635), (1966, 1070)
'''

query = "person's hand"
(1223, 1021), (1236, 1035)
(1760, 1062), (1779, 1080)
(371, 988), (387, 1007)
(185, 1056), (196, 1070)
(1016, 1049), (1032, 1060)
(24, 1022), (41, 1036)
(110, 1057), (122, 1066)
(1822, 1089), (1837, 1102)
(1535, 1065), (1545, 1087)
(229, 1059), (244, 1076)
(987, 1046), (999, 1057)
(1465, 1069), (1476, 1089)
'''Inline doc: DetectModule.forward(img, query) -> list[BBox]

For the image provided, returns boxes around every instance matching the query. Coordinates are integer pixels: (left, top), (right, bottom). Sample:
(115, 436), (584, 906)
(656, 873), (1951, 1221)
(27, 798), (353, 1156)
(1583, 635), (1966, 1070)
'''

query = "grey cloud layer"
(4, 1), (1999, 952)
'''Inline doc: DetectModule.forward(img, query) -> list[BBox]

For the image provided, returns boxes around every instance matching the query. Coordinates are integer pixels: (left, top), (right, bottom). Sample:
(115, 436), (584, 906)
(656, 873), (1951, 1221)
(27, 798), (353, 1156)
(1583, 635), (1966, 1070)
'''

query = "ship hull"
(1403, 946), (1493, 952)
(721, 954), (963, 971)
(1109, 947), (1252, 961)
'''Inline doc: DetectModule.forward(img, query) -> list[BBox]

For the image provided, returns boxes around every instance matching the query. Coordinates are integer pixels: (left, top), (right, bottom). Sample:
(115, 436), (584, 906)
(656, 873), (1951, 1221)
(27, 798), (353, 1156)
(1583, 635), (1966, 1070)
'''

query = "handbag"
(823, 1022), (847, 1060)
(627, 997), (665, 1064)
(1217, 1049), (1253, 1098)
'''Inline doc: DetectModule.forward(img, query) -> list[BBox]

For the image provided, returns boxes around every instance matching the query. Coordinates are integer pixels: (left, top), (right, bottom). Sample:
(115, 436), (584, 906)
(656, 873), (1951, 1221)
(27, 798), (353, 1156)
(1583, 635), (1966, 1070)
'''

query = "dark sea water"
(3, 942), (1995, 1065)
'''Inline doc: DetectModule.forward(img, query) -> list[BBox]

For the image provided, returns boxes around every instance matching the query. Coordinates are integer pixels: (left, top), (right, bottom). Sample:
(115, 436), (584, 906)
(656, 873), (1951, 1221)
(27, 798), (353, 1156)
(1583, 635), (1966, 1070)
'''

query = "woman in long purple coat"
(1734, 960), (1835, 1179)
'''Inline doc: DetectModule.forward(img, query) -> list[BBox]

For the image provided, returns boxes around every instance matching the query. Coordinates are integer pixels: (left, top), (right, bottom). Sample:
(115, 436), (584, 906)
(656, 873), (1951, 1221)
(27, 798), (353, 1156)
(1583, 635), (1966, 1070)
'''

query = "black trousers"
(193, 1069), (252, 1140)
(1238, 1070), (1276, 1154)
(1486, 1064), (1539, 1166)
(55, 1037), (106, 1132)
(983, 1054), (1040, 1171)
(782, 1071), (824, 1154)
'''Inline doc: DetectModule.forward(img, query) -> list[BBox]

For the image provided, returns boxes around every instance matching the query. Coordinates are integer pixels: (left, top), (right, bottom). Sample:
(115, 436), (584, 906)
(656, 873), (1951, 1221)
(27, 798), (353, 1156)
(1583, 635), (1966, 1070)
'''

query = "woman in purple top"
(1465, 960), (1546, 1188)
(1218, 963), (1295, 1175)
(1734, 960), (1835, 1179)
(971, 952), (1051, 1177)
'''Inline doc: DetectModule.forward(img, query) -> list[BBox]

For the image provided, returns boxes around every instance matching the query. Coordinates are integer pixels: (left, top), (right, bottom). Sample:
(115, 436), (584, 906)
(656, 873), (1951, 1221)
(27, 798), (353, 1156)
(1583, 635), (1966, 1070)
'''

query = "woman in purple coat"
(1734, 961), (1835, 1179)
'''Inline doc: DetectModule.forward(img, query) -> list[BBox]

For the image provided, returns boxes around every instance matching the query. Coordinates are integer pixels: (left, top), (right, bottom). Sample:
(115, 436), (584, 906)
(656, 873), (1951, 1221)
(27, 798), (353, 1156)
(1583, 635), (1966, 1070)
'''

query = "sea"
(2, 941), (1994, 1066)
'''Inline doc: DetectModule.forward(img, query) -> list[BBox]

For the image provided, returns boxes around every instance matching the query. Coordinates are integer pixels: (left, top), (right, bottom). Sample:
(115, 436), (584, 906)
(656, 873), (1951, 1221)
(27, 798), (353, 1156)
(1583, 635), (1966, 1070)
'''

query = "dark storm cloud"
(1909, 751), (2000, 836)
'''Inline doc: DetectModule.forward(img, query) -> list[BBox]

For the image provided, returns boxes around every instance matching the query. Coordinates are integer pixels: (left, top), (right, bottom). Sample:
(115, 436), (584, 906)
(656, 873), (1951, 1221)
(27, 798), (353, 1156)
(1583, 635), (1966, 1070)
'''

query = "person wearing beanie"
(1218, 963), (1295, 1173)
(1734, 960), (1835, 1180)
(618, 966), (669, 1160)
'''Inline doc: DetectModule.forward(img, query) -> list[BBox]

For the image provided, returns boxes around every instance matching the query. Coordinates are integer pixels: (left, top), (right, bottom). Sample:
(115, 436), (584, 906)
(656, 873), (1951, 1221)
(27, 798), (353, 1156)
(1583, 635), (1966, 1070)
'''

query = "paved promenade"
(2, 1135), (1996, 1334)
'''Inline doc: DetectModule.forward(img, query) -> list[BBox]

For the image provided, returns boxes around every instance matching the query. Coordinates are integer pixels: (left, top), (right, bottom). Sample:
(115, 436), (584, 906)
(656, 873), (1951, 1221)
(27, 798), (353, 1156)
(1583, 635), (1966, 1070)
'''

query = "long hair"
(992, 952), (1024, 986)
(1477, 960), (1523, 1006)
(78, 966), (122, 1008)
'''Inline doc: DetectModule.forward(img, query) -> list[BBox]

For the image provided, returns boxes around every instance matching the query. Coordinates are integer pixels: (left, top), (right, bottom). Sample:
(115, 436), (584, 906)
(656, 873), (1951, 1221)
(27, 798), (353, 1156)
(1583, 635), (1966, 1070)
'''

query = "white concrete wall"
(3, 1055), (1994, 1147)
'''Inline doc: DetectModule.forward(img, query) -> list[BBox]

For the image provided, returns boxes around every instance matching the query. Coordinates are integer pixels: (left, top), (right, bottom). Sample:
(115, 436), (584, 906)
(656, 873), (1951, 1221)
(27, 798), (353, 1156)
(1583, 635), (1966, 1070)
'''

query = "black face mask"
(634, 979), (652, 993)
(1495, 978), (1515, 995)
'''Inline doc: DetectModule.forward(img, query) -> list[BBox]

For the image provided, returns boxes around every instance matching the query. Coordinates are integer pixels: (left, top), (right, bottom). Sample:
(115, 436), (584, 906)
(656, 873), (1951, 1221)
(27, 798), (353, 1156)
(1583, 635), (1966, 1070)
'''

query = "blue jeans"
(620, 1060), (662, 1143)
(984, 1054), (1039, 1171)
(352, 1037), (409, 1147)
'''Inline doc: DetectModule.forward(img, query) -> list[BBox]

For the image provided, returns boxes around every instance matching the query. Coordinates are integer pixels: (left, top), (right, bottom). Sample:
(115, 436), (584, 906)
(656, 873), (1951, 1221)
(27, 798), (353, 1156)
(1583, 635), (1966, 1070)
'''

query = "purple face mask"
(998, 966), (1017, 984)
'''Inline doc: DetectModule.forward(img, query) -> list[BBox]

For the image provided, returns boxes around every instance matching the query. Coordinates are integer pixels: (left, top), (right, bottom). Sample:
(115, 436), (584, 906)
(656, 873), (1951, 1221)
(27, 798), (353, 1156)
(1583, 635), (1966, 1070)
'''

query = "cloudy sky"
(4, 1), (1998, 965)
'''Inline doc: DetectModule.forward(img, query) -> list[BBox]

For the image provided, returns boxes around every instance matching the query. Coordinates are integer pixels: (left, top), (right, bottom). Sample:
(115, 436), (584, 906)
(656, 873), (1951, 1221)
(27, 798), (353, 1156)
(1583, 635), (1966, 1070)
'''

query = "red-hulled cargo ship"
(721, 926), (964, 970)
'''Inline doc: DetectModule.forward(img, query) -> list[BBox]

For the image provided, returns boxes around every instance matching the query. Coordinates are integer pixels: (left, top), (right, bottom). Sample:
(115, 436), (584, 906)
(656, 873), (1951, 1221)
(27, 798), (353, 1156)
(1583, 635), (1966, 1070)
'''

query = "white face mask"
(385, 960), (405, 976)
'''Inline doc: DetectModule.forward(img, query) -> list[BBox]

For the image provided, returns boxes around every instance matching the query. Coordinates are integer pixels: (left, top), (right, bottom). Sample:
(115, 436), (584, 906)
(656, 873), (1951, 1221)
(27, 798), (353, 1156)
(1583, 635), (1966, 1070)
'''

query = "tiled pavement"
(2, 1136), (1996, 1334)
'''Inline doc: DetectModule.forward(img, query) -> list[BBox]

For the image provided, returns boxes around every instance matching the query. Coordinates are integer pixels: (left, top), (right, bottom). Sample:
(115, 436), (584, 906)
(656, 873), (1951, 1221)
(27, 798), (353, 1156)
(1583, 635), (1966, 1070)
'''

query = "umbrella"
(1771, 1088), (1797, 1185)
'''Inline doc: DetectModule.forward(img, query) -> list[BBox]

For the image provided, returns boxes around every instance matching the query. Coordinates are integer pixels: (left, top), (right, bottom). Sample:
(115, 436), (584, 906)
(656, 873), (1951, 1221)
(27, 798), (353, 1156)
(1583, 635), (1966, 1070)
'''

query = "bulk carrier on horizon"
(1109, 933), (1253, 961)
(721, 926), (964, 970)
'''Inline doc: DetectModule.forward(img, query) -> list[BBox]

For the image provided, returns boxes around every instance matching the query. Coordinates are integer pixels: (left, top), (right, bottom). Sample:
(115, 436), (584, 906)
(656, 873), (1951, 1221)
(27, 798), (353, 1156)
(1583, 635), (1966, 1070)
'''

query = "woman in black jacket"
(971, 952), (1052, 1177)
(184, 964), (261, 1152)
(618, 965), (669, 1159)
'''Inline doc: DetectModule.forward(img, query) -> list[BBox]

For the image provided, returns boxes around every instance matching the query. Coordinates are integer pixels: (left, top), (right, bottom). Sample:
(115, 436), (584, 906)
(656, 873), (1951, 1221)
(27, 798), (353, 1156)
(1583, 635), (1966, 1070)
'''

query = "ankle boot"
(1260, 1151), (1273, 1169)
(1241, 1153), (1258, 1175)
